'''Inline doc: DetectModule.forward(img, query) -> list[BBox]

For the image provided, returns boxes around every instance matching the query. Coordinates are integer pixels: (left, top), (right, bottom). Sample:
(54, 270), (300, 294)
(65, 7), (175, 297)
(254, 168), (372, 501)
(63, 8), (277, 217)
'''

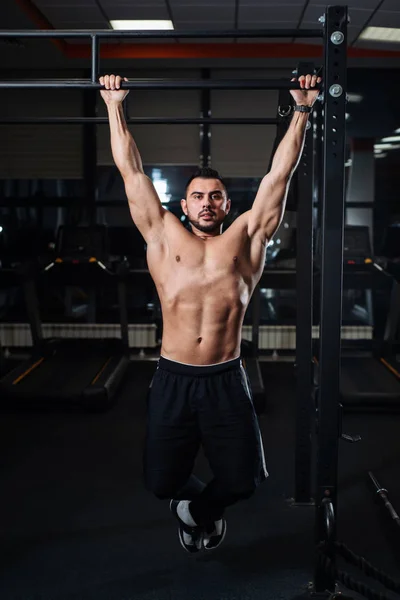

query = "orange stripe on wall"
(15, 0), (67, 54)
(65, 42), (400, 60)
(67, 42), (324, 60)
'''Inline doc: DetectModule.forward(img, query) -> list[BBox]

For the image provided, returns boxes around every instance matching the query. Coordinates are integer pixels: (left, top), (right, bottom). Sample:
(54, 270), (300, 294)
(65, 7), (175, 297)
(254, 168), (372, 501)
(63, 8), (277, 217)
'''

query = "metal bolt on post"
(331, 31), (345, 45)
(329, 85), (343, 98)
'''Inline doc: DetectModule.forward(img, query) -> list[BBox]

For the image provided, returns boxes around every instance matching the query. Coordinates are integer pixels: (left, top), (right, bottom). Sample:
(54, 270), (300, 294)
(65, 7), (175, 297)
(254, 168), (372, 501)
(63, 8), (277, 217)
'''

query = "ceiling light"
(374, 143), (400, 150)
(359, 27), (400, 43)
(381, 136), (400, 143)
(347, 93), (363, 103)
(110, 20), (174, 30)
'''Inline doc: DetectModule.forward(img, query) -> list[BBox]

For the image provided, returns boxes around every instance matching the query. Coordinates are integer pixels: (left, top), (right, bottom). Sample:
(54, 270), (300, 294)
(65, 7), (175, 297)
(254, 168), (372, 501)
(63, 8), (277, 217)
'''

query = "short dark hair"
(185, 167), (227, 196)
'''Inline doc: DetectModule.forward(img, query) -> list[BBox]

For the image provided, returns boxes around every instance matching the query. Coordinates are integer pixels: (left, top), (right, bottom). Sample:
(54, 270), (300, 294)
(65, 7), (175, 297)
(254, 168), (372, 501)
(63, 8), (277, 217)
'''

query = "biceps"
(248, 177), (288, 240)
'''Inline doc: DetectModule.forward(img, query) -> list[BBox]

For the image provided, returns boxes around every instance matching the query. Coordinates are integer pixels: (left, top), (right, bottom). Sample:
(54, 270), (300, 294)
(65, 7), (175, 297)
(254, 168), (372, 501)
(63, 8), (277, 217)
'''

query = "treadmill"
(0, 226), (129, 411)
(0, 267), (21, 378)
(380, 224), (400, 359)
(338, 226), (400, 412)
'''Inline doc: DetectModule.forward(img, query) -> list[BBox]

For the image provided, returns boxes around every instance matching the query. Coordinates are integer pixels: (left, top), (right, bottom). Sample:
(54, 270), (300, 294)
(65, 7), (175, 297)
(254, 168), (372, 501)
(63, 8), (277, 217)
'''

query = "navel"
(197, 337), (202, 344)
(233, 256), (238, 262)
(176, 255), (181, 262)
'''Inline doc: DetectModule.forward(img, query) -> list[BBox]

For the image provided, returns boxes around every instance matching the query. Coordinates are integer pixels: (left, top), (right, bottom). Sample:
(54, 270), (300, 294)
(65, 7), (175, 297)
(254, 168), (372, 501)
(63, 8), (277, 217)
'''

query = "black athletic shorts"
(143, 355), (268, 499)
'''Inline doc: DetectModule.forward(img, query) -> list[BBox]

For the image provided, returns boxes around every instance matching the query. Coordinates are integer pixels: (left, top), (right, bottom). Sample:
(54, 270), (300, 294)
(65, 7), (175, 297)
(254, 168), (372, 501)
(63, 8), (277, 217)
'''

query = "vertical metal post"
(83, 72), (98, 224)
(87, 35), (100, 224)
(251, 283), (261, 357)
(0, 337), (4, 377)
(123, 98), (130, 122)
(382, 279), (400, 357)
(314, 5), (347, 593)
(87, 288), (97, 323)
(294, 117), (314, 504)
(118, 279), (129, 351)
(313, 101), (324, 234)
(91, 34), (99, 84)
(200, 68), (211, 167)
(22, 276), (43, 351)
(269, 90), (292, 172)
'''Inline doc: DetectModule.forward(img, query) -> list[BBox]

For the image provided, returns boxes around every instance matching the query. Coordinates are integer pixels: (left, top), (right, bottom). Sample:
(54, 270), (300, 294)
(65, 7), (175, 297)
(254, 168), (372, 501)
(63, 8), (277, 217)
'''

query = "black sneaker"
(169, 499), (203, 554)
(203, 518), (227, 551)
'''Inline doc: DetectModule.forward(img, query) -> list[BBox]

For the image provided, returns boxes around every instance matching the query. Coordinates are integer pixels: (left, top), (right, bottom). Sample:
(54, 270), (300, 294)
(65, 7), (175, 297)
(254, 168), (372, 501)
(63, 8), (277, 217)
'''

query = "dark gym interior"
(1, 1), (400, 599)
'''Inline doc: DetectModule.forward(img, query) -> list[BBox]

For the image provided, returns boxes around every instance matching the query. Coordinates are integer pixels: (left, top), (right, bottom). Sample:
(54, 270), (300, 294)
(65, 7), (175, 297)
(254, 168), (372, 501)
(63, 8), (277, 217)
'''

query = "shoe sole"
(170, 499), (203, 554)
(204, 519), (227, 551)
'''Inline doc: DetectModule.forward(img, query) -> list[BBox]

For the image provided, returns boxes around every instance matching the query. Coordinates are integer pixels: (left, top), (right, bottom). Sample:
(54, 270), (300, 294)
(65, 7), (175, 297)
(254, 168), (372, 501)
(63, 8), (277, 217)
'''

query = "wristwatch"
(294, 105), (313, 113)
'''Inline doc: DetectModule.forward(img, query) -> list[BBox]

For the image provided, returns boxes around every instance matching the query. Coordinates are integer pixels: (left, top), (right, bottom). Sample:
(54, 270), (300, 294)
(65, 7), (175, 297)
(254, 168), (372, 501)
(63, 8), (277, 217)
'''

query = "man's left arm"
(248, 73), (321, 244)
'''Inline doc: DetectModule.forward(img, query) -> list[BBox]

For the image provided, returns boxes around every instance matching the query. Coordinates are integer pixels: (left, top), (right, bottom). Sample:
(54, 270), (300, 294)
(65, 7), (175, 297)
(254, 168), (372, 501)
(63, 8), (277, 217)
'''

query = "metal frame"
(0, 117), (280, 125)
(82, 75), (98, 223)
(0, 28), (320, 92)
(117, 277), (129, 351)
(382, 278), (400, 357)
(0, 79), (320, 90)
(251, 283), (261, 357)
(314, 100), (324, 235)
(0, 10), (348, 594)
(295, 115), (314, 505)
(314, 5), (347, 594)
(22, 276), (43, 351)
(0, 29), (322, 40)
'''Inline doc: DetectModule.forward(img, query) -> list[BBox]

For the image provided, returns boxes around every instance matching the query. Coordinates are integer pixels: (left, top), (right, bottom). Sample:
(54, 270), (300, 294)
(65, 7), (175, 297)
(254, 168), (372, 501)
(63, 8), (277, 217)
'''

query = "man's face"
(181, 177), (231, 235)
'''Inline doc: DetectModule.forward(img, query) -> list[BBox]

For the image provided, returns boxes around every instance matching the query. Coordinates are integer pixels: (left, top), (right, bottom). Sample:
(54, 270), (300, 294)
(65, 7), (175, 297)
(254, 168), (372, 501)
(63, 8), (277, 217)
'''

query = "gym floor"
(0, 362), (399, 600)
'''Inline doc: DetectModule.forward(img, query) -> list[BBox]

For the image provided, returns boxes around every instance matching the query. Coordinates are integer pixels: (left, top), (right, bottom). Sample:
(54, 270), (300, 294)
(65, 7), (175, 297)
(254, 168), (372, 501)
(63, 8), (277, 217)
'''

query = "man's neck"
(190, 227), (222, 240)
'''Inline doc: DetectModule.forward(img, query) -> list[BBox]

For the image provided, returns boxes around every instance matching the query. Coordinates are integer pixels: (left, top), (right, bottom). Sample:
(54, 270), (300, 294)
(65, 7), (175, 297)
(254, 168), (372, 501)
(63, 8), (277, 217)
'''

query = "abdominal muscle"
(160, 291), (248, 365)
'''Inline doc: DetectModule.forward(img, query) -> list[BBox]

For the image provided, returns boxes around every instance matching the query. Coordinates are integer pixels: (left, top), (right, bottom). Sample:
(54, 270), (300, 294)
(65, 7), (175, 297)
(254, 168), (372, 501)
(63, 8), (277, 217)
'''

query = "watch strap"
(294, 105), (313, 113)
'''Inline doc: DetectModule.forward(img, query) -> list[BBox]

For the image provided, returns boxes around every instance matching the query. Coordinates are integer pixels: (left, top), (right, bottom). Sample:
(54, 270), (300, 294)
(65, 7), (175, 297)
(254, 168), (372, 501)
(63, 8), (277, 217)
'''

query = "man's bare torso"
(146, 210), (266, 365)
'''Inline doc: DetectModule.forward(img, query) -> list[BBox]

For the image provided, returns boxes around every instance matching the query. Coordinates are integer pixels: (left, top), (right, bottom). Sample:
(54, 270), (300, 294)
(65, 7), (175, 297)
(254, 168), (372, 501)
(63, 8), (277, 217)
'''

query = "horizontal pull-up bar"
(0, 117), (280, 125)
(0, 28), (323, 40)
(0, 79), (321, 90)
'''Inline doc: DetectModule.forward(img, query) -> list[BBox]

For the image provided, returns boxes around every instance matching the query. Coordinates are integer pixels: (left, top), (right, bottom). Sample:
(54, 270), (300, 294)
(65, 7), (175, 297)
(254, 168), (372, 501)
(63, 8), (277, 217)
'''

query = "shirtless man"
(100, 71), (321, 553)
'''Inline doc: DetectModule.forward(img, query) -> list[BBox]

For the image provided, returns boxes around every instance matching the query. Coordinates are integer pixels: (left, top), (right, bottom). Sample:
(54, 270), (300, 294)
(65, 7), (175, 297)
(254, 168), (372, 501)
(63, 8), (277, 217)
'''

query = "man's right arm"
(101, 74), (166, 243)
